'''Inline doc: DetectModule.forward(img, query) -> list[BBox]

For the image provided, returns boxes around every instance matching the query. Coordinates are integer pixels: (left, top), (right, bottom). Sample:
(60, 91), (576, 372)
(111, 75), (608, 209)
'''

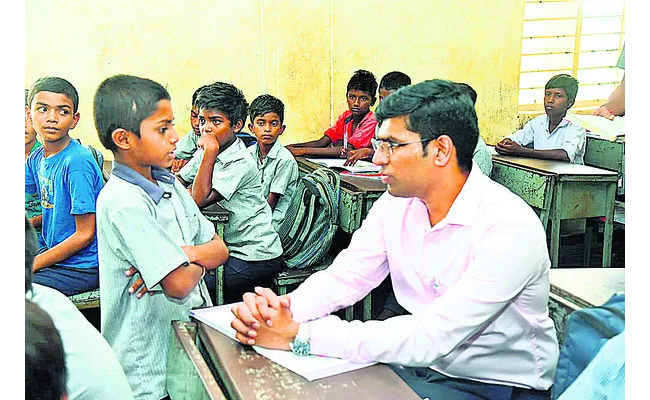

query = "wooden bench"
(68, 289), (100, 310)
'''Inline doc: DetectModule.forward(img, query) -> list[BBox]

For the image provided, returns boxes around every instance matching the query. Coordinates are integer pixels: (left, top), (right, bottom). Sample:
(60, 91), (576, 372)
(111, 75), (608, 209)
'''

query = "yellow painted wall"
(26, 0), (525, 160)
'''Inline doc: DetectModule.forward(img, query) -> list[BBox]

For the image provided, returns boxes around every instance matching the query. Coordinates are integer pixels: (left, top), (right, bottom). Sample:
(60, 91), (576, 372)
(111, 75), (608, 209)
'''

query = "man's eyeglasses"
(371, 138), (430, 155)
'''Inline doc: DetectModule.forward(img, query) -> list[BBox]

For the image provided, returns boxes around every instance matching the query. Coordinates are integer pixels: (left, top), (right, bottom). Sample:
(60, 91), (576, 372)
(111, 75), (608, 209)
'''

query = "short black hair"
(249, 94), (285, 124)
(545, 74), (579, 105)
(25, 216), (38, 294)
(25, 299), (67, 400)
(375, 79), (479, 173)
(28, 77), (79, 113)
(195, 82), (248, 127)
(455, 82), (477, 105)
(192, 85), (208, 107)
(347, 70), (378, 99)
(93, 74), (171, 152)
(379, 71), (411, 92)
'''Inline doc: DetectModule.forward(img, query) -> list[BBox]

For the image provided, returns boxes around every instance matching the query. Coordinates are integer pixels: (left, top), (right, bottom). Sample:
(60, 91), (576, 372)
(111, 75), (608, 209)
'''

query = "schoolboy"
(287, 69), (378, 158)
(171, 84), (207, 173)
(248, 94), (299, 232)
(344, 71), (410, 166)
(25, 216), (135, 400)
(177, 82), (285, 303)
(496, 74), (586, 164)
(93, 74), (229, 400)
(25, 77), (104, 296)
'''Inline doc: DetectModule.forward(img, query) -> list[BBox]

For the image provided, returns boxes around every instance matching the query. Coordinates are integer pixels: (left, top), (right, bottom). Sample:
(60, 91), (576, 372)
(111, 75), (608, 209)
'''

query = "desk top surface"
(489, 147), (618, 177)
(549, 268), (625, 309)
(197, 322), (420, 400)
(296, 157), (387, 193)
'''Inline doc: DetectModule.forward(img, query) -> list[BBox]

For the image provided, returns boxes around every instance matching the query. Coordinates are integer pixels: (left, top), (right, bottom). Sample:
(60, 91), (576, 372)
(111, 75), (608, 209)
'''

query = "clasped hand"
(494, 138), (522, 155)
(230, 287), (299, 350)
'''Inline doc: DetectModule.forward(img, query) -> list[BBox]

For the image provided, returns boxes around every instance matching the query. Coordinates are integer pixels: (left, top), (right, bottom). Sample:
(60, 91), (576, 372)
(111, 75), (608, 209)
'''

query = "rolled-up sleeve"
(508, 120), (535, 147)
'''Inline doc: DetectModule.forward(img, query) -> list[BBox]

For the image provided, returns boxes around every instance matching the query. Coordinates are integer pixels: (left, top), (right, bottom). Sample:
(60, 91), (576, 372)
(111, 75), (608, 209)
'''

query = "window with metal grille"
(518, 0), (625, 114)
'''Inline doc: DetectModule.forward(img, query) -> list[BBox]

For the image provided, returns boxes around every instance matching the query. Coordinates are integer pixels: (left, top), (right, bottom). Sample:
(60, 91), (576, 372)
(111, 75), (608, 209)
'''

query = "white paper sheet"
(566, 113), (625, 141)
(190, 304), (377, 381)
(306, 157), (382, 173)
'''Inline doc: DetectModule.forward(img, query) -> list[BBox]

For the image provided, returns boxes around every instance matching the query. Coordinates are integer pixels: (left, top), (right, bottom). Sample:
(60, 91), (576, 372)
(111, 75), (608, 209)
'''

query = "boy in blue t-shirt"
(25, 77), (104, 296)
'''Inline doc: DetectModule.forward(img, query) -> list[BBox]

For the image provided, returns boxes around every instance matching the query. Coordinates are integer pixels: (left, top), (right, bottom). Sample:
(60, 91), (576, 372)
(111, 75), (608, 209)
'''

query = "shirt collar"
(544, 115), (570, 133)
(111, 161), (175, 204)
(216, 137), (246, 164)
(434, 161), (483, 228)
(344, 110), (375, 128)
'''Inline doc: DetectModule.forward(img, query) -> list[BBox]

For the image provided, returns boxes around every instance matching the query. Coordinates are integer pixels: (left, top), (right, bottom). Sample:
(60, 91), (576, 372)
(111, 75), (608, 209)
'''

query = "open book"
(566, 113), (625, 141)
(306, 158), (382, 173)
(190, 304), (376, 381)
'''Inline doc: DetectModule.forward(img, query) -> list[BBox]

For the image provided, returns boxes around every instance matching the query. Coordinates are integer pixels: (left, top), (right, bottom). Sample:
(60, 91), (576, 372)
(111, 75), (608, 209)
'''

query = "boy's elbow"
(162, 280), (193, 300)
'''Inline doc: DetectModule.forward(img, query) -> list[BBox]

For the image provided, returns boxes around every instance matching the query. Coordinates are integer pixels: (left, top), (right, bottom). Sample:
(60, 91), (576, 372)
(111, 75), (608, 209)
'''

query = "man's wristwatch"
(289, 322), (311, 356)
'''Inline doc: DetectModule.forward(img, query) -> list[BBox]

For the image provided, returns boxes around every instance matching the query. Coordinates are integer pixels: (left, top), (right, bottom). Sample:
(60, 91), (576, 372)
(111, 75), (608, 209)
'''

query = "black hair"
(25, 299), (67, 400)
(195, 82), (248, 127)
(192, 85), (208, 107)
(379, 71), (411, 92)
(28, 77), (79, 113)
(455, 82), (477, 105)
(375, 79), (479, 173)
(347, 70), (378, 99)
(545, 74), (579, 105)
(93, 74), (171, 152)
(25, 216), (38, 294)
(248, 94), (285, 124)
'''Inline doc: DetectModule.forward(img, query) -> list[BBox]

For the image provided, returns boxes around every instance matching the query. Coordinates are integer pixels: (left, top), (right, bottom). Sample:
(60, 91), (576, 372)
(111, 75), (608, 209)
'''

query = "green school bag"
(277, 167), (340, 269)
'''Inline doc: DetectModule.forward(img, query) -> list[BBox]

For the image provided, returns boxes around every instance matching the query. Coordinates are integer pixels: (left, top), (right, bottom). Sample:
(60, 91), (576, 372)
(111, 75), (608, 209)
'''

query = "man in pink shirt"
(231, 79), (559, 399)
(287, 70), (378, 158)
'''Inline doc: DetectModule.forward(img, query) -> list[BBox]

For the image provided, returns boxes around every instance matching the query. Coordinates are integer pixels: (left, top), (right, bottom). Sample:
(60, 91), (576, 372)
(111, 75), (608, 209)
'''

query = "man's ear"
(111, 128), (132, 151)
(430, 135), (454, 167)
(69, 113), (80, 130)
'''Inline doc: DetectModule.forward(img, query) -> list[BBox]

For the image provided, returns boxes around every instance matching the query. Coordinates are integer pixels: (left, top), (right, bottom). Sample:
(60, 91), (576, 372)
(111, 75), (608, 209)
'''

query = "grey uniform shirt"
(27, 284), (135, 400)
(97, 162), (214, 400)
(472, 137), (493, 176)
(179, 138), (283, 261)
(249, 140), (299, 232)
(176, 129), (200, 160)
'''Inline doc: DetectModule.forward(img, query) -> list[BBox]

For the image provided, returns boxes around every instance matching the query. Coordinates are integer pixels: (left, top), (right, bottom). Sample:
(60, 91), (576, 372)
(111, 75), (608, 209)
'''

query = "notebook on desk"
(191, 304), (376, 381)
(566, 113), (625, 141)
(306, 158), (382, 173)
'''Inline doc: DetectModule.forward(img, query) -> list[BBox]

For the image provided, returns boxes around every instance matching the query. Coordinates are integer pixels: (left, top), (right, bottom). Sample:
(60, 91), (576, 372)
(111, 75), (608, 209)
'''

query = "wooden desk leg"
(602, 183), (616, 267)
(549, 184), (563, 267)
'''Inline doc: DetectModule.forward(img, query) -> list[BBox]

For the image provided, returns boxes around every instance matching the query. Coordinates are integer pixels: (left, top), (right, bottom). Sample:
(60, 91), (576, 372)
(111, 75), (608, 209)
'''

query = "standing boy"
(25, 77), (104, 296)
(93, 75), (229, 400)
(496, 74), (586, 164)
(287, 70), (378, 158)
(177, 82), (285, 304)
(248, 94), (299, 232)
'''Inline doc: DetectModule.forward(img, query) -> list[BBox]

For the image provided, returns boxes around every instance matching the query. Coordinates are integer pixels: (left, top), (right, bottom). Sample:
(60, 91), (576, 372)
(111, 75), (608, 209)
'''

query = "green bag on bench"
(277, 168), (340, 269)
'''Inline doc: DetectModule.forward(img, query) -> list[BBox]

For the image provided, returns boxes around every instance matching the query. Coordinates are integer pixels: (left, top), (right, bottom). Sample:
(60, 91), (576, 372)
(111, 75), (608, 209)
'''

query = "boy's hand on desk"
(125, 266), (152, 299)
(495, 138), (522, 155)
(171, 158), (188, 173)
(345, 148), (374, 166)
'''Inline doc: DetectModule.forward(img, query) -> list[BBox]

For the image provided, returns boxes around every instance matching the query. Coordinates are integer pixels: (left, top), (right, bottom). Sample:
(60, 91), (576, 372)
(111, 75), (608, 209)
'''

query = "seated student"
(247, 94), (299, 232)
(25, 217), (135, 400)
(25, 298), (67, 400)
(25, 89), (45, 248)
(177, 82), (284, 304)
(171, 84), (207, 173)
(287, 70), (378, 158)
(93, 75), (229, 400)
(231, 80), (559, 400)
(344, 71), (411, 166)
(496, 74), (586, 164)
(24, 77), (104, 296)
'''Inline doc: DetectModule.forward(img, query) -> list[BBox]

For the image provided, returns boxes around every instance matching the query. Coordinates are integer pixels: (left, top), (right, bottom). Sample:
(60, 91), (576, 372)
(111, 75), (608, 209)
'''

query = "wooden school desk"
(295, 157), (386, 234)
(489, 148), (618, 267)
(166, 320), (421, 400)
(584, 134), (625, 197)
(547, 268), (624, 345)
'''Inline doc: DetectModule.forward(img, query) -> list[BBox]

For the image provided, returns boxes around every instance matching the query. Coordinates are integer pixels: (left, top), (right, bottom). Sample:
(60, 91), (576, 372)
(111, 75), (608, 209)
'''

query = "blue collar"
(111, 161), (176, 204)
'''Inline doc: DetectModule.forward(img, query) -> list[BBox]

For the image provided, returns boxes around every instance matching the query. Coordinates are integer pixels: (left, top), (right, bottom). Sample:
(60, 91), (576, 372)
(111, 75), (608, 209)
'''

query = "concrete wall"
(26, 0), (526, 160)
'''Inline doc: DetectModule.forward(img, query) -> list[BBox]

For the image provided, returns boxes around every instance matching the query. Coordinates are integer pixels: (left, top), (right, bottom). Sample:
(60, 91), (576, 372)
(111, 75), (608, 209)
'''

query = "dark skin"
(496, 87), (574, 162)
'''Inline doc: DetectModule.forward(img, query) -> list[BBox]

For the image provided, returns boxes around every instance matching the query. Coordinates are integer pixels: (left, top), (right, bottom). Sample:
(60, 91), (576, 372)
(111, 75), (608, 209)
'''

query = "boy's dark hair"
(249, 94), (285, 124)
(93, 74), (171, 152)
(25, 216), (38, 294)
(379, 71), (411, 92)
(28, 77), (79, 113)
(455, 82), (477, 105)
(347, 70), (378, 99)
(192, 85), (208, 107)
(545, 74), (579, 105)
(195, 82), (248, 127)
(375, 79), (479, 173)
(25, 299), (67, 400)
